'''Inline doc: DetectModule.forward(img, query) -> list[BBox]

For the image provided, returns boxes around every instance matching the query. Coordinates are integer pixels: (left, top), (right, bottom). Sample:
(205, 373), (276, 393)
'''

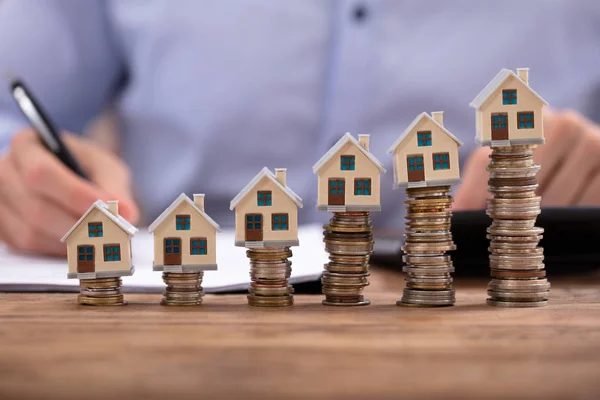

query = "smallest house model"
(388, 111), (463, 189)
(148, 193), (221, 273)
(470, 67), (548, 147)
(61, 200), (138, 280)
(230, 167), (303, 248)
(313, 132), (386, 212)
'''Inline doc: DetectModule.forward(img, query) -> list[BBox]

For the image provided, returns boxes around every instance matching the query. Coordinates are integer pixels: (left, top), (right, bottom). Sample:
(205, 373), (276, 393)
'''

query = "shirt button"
(352, 4), (368, 23)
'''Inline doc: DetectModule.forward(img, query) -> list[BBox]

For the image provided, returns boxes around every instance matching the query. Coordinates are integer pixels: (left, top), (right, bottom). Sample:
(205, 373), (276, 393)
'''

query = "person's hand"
(454, 109), (600, 210)
(0, 128), (139, 256)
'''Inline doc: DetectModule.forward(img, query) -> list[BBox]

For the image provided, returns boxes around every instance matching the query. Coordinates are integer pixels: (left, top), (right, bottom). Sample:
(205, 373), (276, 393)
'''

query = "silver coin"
(487, 299), (548, 308)
(487, 290), (549, 300)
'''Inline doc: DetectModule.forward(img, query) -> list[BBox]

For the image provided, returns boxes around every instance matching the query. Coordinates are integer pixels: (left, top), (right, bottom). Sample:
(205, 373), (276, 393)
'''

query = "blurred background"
(2, 0), (600, 257)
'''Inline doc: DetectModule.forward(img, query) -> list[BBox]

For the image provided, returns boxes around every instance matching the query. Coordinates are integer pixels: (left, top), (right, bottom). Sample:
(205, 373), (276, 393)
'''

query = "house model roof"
(60, 200), (139, 242)
(387, 112), (464, 154)
(469, 68), (548, 109)
(229, 167), (304, 210)
(148, 193), (221, 233)
(312, 132), (386, 174)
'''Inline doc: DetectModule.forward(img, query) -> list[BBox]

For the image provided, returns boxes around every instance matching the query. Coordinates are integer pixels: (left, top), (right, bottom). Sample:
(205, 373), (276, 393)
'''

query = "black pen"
(6, 74), (88, 179)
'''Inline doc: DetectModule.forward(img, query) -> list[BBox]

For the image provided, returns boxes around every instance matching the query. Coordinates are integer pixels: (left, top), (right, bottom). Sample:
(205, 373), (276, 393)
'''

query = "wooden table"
(0, 269), (599, 400)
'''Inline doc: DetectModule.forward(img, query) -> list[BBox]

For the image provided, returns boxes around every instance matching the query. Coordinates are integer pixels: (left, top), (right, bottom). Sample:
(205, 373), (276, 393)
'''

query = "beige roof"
(148, 193), (221, 233)
(229, 167), (303, 210)
(312, 132), (386, 174)
(387, 112), (463, 154)
(60, 200), (138, 242)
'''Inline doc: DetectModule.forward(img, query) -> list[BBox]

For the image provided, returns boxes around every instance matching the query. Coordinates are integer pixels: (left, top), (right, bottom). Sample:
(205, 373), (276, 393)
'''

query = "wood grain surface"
(0, 269), (599, 400)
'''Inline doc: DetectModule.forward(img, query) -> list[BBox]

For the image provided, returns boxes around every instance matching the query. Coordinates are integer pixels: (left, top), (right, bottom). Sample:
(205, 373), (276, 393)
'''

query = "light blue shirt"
(1, 0), (600, 227)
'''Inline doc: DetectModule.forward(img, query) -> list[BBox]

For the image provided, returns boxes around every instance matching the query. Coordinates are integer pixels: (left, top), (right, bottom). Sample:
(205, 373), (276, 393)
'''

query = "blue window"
(492, 114), (508, 130)
(176, 215), (191, 230)
(88, 222), (103, 238)
(164, 238), (180, 254)
(329, 179), (345, 195)
(191, 238), (207, 255)
(354, 179), (372, 196)
(340, 155), (355, 171)
(518, 112), (534, 129)
(257, 191), (272, 206)
(246, 214), (262, 231)
(433, 153), (450, 170)
(78, 245), (94, 261)
(502, 90), (517, 105)
(417, 131), (432, 147)
(272, 214), (289, 230)
(407, 156), (424, 171)
(103, 244), (121, 262)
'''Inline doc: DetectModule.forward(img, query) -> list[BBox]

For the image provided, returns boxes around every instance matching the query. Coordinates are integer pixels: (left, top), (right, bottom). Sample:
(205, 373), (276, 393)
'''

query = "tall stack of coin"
(247, 247), (294, 307)
(486, 145), (550, 307)
(78, 277), (125, 306)
(399, 186), (456, 307)
(322, 212), (373, 306)
(161, 272), (204, 306)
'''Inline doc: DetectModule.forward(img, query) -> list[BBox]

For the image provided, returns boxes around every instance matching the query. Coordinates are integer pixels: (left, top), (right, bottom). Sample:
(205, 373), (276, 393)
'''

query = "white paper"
(0, 224), (327, 293)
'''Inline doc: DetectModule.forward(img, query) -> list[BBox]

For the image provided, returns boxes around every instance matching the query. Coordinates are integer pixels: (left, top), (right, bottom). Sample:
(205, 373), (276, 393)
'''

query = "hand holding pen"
(0, 74), (139, 256)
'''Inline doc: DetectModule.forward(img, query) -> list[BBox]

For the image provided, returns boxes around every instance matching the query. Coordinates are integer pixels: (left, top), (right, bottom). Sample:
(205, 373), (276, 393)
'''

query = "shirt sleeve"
(0, 0), (125, 150)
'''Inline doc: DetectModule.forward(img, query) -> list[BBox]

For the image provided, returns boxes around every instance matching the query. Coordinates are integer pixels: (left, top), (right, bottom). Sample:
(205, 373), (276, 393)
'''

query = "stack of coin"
(78, 277), (125, 306)
(161, 272), (204, 306)
(247, 247), (294, 307)
(399, 186), (456, 307)
(486, 145), (549, 307)
(322, 212), (373, 306)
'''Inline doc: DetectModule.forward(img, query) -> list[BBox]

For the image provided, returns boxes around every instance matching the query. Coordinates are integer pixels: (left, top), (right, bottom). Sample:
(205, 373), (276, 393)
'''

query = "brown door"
(407, 155), (425, 182)
(245, 214), (263, 241)
(164, 238), (182, 265)
(491, 113), (509, 140)
(328, 178), (345, 205)
(77, 245), (95, 273)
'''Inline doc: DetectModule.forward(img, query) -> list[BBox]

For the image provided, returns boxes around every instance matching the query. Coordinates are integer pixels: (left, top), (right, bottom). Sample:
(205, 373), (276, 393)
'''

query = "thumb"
(92, 164), (140, 224)
(63, 133), (140, 224)
(453, 147), (491, 211)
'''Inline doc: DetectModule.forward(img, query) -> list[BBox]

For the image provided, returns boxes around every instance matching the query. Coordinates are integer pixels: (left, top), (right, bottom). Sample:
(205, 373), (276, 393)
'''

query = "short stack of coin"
(161, 272), (204, 306)
(322, 212), (373, 306)
(78, 277), (125, 306)
(486, 145), (550, 307)
(399, 186), (456, 307)
(247, 247), (294, 307)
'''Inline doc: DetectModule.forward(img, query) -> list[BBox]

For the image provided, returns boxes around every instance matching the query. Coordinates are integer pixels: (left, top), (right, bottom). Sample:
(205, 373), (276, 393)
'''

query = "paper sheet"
(0, 224), (327, 293)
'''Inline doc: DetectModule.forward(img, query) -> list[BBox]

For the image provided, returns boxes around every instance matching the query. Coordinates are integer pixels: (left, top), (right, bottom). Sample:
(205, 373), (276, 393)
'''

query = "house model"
(61, 200), (138, 280)
(148, 193), (221, 272)
(230, 167), (303, 247)
(470, 68), (548, 147)
(387, 111), (463, 189)
(313, 133), (386, 212)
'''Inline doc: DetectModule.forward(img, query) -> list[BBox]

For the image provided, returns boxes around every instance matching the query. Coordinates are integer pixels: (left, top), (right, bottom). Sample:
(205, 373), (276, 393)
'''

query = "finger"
(9, 130), (115, 217)
(62, 133), (140, 223)
(0, 194), (66, 256)
(0, 156), (79, 239)
(453, 147), (491, 211)
(536, 110), (584, 194)
(574, 169), (600, 206)
(540, 133), (600, 207)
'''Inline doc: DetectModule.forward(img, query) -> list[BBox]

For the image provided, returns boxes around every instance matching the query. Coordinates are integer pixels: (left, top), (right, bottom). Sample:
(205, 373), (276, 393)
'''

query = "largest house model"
(230, 167), (303, 247)
(148, 193), (221, 272)
(470, 68), (548, 146)
(313, 133), (386, 212)
(61, 200), (138, 279)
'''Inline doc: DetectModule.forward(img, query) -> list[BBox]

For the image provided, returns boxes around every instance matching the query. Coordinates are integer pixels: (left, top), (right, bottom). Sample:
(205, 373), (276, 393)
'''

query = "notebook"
(0, 224), (327, 293)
